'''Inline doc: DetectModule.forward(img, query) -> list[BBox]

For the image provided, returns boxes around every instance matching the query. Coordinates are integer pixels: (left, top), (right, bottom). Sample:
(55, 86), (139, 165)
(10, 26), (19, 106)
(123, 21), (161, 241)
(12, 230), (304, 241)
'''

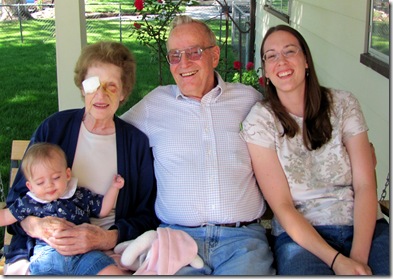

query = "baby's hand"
(113, 174), (125, 189)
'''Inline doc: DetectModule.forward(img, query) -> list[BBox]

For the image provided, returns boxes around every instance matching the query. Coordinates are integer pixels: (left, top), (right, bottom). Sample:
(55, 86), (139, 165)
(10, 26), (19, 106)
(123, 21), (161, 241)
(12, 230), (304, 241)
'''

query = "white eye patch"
(82, 76), (101, 94)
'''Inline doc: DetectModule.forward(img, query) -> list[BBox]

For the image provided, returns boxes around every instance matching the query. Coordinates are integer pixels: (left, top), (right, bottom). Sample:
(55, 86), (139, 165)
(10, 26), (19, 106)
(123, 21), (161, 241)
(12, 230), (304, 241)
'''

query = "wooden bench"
(0, 140), (30, 275)
(5, 140), (30, 252)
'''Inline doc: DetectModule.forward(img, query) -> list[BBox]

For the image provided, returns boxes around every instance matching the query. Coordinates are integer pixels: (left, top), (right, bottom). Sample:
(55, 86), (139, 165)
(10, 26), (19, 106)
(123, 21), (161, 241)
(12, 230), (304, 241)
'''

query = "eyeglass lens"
(166, 46), (214, 64)
(263, 45), (300, 62)
(167, 47), (203, 64)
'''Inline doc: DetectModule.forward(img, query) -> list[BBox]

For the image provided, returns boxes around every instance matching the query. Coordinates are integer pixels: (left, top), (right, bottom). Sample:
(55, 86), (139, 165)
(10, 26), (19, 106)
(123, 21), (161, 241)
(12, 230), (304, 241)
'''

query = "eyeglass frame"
(166, 45), (215, 65)
(262, 44), (302, 63)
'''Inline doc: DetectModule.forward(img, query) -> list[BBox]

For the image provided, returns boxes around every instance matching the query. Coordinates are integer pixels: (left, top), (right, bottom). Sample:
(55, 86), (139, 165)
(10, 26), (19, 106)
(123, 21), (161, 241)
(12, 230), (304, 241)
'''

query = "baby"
(1, 142), (125, 275)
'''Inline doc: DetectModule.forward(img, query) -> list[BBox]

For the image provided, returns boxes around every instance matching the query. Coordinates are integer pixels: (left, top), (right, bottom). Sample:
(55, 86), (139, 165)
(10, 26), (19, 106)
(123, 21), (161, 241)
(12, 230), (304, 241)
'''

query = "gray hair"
(167, 15), (217, 48)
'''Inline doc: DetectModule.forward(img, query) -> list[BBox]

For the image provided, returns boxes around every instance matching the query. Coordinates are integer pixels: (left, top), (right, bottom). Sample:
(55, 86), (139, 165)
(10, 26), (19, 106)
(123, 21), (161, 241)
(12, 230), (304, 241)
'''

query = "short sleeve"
(240, 102), (277, 150)
(8, 197), (33, 222)
(75, 187), (104, 218)
(336, 91), (368, 142)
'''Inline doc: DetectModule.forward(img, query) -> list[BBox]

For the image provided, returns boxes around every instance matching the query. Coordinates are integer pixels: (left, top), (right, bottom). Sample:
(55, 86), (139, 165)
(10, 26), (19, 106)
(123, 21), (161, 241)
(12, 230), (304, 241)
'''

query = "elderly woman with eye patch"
(4, 41), (159, 275)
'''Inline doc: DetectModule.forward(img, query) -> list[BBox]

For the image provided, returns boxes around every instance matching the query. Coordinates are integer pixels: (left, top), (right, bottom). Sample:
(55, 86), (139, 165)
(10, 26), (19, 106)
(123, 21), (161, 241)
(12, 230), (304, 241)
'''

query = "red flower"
(134, 0), (144, 11)
(134, 22), (142, 29)
(246, 62), (254, 71)
(233, 61), (241, 70)
(258, 77), (265, 87)
(157, 0), (163, 3)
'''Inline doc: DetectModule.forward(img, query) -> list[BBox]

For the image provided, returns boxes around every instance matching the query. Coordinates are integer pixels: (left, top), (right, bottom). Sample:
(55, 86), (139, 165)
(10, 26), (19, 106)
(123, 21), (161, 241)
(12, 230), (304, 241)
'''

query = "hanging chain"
(379, 172), (389, 201)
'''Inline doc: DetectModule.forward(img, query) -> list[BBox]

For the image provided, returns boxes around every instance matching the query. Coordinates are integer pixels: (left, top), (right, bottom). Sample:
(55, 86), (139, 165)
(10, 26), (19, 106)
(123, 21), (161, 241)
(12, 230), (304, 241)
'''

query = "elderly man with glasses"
(121, 15), (275, 275)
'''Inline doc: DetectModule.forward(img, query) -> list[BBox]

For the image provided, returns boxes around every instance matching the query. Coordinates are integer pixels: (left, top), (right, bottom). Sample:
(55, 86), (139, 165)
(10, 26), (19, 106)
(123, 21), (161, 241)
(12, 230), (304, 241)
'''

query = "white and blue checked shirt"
(121, 72), (266, 226)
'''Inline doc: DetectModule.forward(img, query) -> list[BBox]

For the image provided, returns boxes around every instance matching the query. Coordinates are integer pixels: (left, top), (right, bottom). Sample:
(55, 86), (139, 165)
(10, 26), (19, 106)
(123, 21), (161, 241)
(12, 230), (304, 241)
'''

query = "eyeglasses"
(262, 45), (301, 63)
(166, 45), (215, 65)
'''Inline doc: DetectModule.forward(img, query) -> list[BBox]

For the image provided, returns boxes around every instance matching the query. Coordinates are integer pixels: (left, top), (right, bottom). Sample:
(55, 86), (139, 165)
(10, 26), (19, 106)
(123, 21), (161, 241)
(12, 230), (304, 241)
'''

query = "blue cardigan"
(6, 108), (159, 264)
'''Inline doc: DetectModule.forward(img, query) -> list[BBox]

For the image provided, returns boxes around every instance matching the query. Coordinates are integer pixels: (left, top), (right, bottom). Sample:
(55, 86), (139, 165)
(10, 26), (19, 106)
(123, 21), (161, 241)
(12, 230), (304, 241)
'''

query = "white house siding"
(254, 0), (389, 199)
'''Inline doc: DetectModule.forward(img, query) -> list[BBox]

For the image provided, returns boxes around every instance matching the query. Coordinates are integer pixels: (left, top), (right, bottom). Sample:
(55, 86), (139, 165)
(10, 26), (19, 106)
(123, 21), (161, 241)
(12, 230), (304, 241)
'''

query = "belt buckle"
(200, 222), (213, 227)
(199, 221), (248, 228)
(219, 222), (240, 227)
(222, 222), (242, 228)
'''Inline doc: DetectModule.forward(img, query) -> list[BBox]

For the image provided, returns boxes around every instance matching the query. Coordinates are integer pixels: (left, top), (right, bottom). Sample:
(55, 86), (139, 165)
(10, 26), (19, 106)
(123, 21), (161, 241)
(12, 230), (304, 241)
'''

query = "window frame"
(360, 0), (389, 78)
(264, 0), (291, 23)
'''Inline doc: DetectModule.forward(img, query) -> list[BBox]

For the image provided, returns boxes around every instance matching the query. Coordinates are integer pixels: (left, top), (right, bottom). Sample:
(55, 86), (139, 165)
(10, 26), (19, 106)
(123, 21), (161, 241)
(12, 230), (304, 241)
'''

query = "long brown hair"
(260, 25), (332, 150)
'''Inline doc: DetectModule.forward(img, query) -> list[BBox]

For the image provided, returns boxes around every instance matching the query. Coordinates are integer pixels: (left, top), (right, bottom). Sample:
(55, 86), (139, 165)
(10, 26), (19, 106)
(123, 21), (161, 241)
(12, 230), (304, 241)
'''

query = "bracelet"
(330, 252), (340, 270)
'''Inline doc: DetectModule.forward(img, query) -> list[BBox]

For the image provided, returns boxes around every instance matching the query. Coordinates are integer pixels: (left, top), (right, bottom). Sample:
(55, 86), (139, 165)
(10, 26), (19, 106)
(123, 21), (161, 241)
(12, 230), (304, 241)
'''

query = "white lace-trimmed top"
(240, 89), (370, 236)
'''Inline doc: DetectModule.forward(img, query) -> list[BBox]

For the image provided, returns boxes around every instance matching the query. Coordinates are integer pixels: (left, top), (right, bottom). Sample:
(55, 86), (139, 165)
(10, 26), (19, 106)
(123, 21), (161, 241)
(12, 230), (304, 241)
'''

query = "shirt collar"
(175, 72), (226, 103)
(27, 177), (78, 203)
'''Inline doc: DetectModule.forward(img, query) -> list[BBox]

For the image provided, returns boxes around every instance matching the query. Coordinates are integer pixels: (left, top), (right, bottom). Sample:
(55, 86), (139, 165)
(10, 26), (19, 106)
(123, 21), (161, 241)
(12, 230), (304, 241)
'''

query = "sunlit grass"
(372, 36), (389, 56)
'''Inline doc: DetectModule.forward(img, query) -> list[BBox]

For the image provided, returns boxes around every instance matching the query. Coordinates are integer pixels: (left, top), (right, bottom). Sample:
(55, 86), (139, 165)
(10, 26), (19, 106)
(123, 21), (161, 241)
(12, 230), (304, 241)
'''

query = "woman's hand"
(21, 216), (75, 240)
(332, 254), (372, 275)
(46, 223), (118, 256)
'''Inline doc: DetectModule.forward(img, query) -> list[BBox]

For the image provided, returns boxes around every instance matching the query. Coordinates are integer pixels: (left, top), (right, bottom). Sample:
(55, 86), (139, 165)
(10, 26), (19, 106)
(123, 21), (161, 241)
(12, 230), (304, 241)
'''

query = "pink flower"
(135, 0), (144, 11)
(233, 61), (241, 70)
(246, 62), (254, 71)
(134, 22), (142, 29)
(258, 77), (265, 87)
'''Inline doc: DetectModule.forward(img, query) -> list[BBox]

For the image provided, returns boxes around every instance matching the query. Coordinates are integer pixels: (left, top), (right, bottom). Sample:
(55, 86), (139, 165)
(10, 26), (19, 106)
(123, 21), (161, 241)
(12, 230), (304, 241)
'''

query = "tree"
(130, 0), (187, 84)
(1, 0), (34, 21)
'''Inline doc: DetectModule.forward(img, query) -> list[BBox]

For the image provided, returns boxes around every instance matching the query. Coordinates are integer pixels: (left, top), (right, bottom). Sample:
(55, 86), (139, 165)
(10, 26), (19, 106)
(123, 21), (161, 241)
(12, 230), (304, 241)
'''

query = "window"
(360, 0), (389, 78)
(264, 0), (291, 23)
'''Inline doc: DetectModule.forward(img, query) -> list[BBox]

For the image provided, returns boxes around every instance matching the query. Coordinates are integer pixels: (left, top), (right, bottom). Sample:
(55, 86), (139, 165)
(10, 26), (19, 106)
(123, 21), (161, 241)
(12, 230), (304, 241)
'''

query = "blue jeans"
(273, 219), (390, 275)
(29, 243), (115, 275)
(160, 223), (275, 275)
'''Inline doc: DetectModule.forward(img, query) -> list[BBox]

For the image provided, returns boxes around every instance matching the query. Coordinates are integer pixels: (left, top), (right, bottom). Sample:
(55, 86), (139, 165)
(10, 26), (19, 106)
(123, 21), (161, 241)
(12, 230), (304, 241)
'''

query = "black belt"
(189, 219), (260, 228)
